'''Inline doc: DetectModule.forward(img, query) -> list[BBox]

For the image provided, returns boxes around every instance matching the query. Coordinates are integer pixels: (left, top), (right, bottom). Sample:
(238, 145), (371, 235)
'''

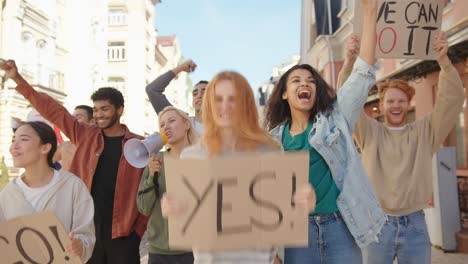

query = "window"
(20, 32), (35, 81)
(49, 71), (65, 91)
(107, 77), (127, 101)
(107, 42), (126, 61)
(314, 0), (342, 36)
(107, 77), (127, 113)
(107, 77), (125, 91)
(36, 40), (48, 86)
(108, 9), (127, 26)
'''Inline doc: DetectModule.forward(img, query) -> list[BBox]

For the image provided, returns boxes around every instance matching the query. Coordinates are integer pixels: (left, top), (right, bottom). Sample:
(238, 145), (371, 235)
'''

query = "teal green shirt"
(282, 122), (340, 214)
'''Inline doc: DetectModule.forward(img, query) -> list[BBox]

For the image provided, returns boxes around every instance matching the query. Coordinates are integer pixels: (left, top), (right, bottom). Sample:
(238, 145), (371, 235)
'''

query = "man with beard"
(0, 60), (148, 264)
(146, 59), (207, 135)
(337, 32), (465, 263)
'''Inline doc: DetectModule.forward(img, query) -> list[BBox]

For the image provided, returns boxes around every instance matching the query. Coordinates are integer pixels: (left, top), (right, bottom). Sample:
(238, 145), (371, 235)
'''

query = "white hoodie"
(0, 170), (95, 262)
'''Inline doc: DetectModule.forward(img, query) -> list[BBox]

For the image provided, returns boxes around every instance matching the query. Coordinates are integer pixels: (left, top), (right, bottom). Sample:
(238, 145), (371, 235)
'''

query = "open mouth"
(298, 90), (311, 100)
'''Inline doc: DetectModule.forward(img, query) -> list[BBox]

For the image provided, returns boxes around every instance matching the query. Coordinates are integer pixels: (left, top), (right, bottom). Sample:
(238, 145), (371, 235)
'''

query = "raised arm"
(336, 34), (374, 148)
(336, 0), (378, 130)
(146, 59), (197, 114)
(359, 0), (377, 66)
(429, 32), (465, 152)
(0, 60), (89, 145)
(336, 34), (359, 89)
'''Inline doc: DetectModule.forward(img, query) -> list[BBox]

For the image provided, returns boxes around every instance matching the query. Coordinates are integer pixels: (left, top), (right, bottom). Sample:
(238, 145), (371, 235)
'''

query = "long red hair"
(202, 71), (280, 156)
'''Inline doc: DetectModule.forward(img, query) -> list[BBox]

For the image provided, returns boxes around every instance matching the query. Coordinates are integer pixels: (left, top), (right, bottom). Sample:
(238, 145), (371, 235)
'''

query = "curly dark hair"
(264, 64), (336, 130)
(90, 87), (124, 109)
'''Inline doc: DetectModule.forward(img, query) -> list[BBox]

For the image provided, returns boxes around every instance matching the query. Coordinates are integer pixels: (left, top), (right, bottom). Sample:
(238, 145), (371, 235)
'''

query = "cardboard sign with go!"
(0, 211), (82, 264)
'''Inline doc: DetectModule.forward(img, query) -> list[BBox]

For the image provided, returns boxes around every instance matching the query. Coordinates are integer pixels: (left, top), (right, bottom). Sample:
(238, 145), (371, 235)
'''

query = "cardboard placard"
(354, 0), (444, 59)
(164, 152), (310, 251)
(0, 212), (82, 264)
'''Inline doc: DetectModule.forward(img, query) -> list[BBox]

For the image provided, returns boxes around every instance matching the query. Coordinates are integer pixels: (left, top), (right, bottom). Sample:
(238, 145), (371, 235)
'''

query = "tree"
(0, 156), (10, 190)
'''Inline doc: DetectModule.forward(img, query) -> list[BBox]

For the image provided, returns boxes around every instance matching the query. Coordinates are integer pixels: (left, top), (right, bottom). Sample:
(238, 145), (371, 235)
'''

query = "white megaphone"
(124, 132), (168, 168)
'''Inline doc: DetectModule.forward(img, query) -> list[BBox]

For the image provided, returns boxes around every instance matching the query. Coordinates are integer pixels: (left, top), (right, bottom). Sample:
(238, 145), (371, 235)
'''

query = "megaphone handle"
(153, 172), (160, 198)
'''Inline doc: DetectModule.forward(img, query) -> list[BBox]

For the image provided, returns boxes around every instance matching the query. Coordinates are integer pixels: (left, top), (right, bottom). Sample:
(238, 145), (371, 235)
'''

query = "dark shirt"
(92, 135), (124, 225)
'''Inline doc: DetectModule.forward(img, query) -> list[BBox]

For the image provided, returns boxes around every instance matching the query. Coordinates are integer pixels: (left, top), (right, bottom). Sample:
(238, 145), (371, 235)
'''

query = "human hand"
(66, 232), (83, 259)
(0, 59), (21, 82)
(344, 34), (360, 66)
(174, 59), (197, 74)
(293, 183), (316, 213)
(148, 155), (162, 176)
(161, 193), (188, 217)
(433, 31), (450, 67)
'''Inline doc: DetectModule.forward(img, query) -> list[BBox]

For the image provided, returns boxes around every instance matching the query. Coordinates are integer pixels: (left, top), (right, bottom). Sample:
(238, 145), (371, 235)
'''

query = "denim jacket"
(270, 58), (386, 248)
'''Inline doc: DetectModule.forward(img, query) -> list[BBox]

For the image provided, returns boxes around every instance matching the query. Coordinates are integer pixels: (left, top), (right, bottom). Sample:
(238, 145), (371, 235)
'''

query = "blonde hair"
(202, 71), (280, 156)
(378, 79), (415, 102)
(158, 106), (198, 149)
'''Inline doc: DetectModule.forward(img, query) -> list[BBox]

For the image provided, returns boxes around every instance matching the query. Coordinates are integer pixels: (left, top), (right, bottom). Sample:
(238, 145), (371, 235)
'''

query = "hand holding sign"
(66, 232), (83, 260)
(362, 0), (379, 10)
(161, 193), (189, 218)
(433, 31), (450, 66)
(344, 34), (360, 66)
(293, 184), (316, 213)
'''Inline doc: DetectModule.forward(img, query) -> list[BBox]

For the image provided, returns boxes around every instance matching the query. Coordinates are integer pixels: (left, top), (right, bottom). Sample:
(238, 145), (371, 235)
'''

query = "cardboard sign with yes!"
(164, 152), (310, 251)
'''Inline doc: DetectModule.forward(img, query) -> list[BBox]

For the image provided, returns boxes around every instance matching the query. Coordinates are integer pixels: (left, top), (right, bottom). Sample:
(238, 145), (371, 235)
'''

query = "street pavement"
(140, 247), (468, 263)
(431, 247), (468, 264)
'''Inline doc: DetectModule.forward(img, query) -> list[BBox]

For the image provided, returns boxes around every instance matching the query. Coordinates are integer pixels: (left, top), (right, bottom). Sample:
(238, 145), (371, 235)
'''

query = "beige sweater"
(338, 63), (464, 215)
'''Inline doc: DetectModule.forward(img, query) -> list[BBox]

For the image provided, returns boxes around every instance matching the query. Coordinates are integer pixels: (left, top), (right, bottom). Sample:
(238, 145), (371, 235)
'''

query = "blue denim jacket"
(270, 58), (386, 248)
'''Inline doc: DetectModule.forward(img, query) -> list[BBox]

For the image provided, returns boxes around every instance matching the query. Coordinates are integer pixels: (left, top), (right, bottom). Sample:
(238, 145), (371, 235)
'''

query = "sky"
(154, 0), (301, 89)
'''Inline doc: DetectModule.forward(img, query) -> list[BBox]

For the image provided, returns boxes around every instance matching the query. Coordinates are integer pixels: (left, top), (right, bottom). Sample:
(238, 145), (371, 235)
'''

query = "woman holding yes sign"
(161, 70), (316, 264)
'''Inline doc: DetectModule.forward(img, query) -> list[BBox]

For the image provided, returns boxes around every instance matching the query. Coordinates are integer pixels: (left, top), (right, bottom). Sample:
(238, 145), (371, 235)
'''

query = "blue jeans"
(285, 212), (362, 264)
(363, 210), (431, 264)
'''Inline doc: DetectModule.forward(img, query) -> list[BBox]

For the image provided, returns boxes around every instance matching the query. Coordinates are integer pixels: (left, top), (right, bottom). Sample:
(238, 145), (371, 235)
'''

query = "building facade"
(106, 0), (162, 136)
(0, 0), (193, 173)
(257, 54), (300, 122)
(0, 0), (74, 171)
(155, 35), (193, 117)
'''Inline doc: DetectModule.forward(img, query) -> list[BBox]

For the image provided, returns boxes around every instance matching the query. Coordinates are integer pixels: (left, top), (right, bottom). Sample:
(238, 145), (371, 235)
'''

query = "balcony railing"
(108, 13), (127, 26)
(107, 46), (126, 61)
